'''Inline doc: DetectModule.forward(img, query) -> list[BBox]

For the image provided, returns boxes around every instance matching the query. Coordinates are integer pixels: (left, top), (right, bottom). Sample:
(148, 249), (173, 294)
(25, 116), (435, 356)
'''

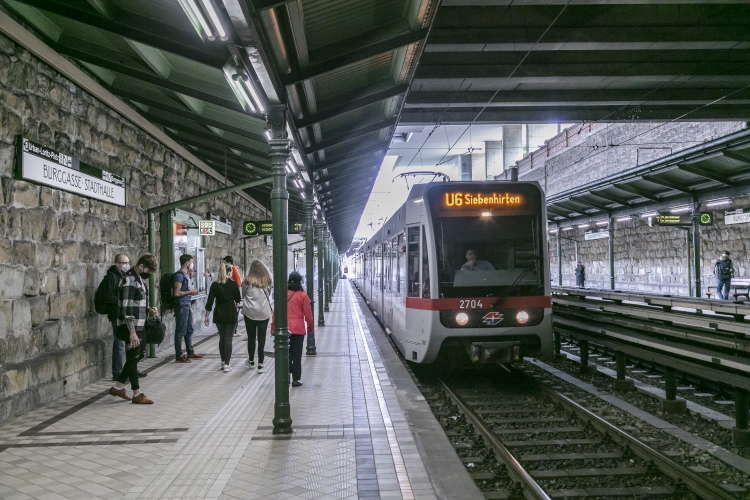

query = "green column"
(269, 104), (292, 435)
(147, 212), (157, 358)
(304, 188), (316, 354)
(556, 226), (563, 287)
(316, 221), (326, 326)
(608, 217), (615, 291)
(323, 227), (330, 312)
(691, 202), (702, 297)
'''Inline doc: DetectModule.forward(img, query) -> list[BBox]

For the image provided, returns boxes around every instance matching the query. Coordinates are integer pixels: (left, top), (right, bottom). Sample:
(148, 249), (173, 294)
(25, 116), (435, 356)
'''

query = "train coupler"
(469, 341), (522, 364)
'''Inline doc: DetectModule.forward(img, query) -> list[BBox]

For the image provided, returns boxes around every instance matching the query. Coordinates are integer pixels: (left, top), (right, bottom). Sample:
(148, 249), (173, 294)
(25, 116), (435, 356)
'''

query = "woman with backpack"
(204, 262), (241, 372)
(242, 260), (273, 373)
(271, 271), (313, 387)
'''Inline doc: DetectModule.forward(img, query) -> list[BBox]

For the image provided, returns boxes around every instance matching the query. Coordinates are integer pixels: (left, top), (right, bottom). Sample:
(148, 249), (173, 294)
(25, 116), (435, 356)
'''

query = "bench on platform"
(705, 279), (750, 300)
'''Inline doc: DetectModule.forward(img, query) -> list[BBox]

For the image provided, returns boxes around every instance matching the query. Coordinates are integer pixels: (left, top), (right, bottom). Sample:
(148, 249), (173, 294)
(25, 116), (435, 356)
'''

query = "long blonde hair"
(217, 263), (232, 284)
(245, 259), (272, 288)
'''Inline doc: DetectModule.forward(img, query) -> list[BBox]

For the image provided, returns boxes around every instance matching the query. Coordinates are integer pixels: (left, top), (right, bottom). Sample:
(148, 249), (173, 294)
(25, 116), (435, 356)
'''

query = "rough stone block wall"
(530, 120), (749, 295)
(0, 33), (272, 423)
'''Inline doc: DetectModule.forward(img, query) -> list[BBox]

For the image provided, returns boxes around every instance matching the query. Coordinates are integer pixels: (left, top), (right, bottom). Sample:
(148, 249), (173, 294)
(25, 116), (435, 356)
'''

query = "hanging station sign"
(584, 228), (609, 241)
(208, 213), (232, 235)
(724, 207), (750, 225)
(16, 137), (126, 206)
(651, 212), (713, 226)
(198, 220), (216, 236)
(242, 220), (305, 235)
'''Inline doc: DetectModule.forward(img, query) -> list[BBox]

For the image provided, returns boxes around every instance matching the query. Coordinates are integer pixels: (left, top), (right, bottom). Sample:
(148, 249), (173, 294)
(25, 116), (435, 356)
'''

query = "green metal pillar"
(269, 104), (292, 435)
(316, 221), (326, 325)
(304, 187), (316, 355)
(556, 225), (563, 287)
(691, 202), (702, 298)
(147, 212), (157, 358)
(324, 227), (330, 312)
(608, 217), (615, 291)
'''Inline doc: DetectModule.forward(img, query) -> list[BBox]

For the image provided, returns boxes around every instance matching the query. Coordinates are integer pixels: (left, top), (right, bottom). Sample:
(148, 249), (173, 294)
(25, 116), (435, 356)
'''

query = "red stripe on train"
(405, 296), (552, 310)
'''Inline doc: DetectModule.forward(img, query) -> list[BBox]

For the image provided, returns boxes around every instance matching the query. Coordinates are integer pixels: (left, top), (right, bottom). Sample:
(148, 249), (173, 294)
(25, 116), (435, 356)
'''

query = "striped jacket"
(117, 269), (148, 332)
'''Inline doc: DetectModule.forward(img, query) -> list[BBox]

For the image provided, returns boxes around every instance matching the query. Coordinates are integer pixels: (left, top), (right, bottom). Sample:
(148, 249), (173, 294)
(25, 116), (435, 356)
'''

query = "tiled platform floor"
(0, 282), (438, 500)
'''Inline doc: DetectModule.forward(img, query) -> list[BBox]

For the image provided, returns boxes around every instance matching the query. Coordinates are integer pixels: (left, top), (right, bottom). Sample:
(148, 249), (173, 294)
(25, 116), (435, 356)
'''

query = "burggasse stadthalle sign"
(16, 137), (126, 206)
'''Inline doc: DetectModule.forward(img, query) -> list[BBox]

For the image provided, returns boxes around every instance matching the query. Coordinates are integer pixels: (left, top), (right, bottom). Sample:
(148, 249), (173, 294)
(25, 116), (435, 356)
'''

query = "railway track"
(423, 369), (739, 500)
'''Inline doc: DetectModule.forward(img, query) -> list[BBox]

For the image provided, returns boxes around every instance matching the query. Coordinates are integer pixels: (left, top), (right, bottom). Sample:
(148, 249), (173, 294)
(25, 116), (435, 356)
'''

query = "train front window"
(433, 215), (544, 298)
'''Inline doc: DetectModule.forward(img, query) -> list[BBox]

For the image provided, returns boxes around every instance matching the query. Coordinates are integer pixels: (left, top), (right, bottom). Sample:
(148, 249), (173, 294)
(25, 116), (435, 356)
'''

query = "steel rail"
(533, 378), (736, 500)
(439, 380), (551, 500)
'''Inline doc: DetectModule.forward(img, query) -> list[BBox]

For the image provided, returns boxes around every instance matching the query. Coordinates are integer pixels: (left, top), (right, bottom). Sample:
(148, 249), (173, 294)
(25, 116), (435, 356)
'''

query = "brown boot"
(132, 393), (153, 404)
(109, 387), (131, 401)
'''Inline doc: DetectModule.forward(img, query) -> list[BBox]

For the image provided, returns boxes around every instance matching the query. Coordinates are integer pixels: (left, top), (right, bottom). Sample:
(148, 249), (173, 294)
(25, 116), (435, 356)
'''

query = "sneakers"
(257, 364), (265, 373)
(137, 371), (148, 377)
(223, 364), (232, 373)
(233, 333), (241, 337)
(108, 387), (131, 401)
(246, 359), (255, 367)
(220, 362), (226, 371)
(292, 380), (303, 387)
(187, 353), (204, 359)
(132, 393), (153, 404)
(176, 356), (191, 363)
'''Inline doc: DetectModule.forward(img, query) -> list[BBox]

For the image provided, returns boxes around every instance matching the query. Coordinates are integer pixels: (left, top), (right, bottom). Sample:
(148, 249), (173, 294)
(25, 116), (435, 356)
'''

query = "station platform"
(0, 282), (479, 500)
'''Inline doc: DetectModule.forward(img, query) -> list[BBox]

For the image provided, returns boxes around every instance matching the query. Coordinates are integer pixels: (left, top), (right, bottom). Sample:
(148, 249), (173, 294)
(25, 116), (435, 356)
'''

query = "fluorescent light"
(640, 212), (657, 218)
(200, 0), (227, 40)
(179, 0), (214, 40)
(233, 79), (257, 113)
(287, 161), (297, 174)
(596, 220), (608, 226)
(578, 224), (590, 228)
(285, 165), (292, 174)
(549, 229), (558, 234)
(265, 130), (271, 141)
(562, 226), (574, 231)
(706, 199), (731, 207)
(670, 206), (690, 213)
(300, 192), (306, 199)
(616, 216), (632, 222)
(242, 78), (265, 113)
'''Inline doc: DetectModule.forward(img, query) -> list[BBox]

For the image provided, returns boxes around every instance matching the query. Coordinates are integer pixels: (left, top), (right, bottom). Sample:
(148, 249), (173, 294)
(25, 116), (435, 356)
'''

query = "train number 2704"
(459, 300), (483, 309)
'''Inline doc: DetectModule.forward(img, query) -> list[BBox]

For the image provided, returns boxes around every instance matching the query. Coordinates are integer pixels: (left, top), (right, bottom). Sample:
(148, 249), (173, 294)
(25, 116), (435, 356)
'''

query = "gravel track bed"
(556, 346), (750, 464)
(521, 360), (750, 495)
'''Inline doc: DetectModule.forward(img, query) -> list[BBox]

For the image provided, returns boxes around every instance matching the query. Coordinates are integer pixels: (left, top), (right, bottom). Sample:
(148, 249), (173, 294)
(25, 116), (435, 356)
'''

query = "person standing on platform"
(242, 260), (273, 373)
(224, 256), (243, 337)
(109, 254), (158, 404)
(174, 254), (201, 363)
(714, 251), (735, 300)
(575, 260), (586, 288)
(272, 271), (313, 387)
(205, 262), (242, 372)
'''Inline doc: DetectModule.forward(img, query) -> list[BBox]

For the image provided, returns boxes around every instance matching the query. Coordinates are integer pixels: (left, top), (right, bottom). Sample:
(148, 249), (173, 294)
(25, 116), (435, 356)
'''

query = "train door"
(385, 238), (395, 329)
(374, 244), (383, 314)
(393, 233), (406, 338)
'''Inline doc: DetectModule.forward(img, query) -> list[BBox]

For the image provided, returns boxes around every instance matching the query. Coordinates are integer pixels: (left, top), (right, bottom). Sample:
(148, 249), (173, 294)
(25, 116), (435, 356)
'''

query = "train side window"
(397, 234), (404, 294)
(407, 227), (420, 297)
(421, 227), (430, 299)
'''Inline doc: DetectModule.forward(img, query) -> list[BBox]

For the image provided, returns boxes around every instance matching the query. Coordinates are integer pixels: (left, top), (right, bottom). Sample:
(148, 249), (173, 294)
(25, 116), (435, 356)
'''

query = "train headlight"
(516, 311), (529, 324)
(455, 312), (469, 326)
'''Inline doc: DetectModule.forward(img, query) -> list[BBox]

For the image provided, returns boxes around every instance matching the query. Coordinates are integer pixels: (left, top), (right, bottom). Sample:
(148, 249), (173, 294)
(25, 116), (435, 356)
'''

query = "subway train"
(352, 181), (553, 365)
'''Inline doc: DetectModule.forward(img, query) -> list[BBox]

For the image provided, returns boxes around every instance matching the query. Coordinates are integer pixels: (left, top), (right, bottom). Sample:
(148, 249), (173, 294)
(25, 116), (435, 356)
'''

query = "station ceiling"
(3, 0), (749, 250)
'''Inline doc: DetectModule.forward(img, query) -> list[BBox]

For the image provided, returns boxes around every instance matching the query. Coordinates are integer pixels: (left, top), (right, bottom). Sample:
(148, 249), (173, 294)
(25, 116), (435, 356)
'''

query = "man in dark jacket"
(575, 261), (585, 288)
(105, 254), (146, 380)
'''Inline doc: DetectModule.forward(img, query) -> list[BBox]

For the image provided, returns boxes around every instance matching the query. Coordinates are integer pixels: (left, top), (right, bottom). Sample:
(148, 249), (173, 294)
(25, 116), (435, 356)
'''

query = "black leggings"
(244, 316), (269, 364)
(217, 323), (235, 364)
(117, 346), (141, 391)
(289, 334), (304, 382)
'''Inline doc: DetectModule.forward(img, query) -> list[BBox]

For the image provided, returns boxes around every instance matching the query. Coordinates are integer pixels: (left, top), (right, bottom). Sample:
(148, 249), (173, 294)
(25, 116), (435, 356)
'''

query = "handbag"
(115, 318), (165, 345)
(262, 287), (274, 314)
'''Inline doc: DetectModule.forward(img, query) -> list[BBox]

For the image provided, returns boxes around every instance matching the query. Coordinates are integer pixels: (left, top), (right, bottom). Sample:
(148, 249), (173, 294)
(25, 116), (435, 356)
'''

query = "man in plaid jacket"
(109, 254), (159, 404)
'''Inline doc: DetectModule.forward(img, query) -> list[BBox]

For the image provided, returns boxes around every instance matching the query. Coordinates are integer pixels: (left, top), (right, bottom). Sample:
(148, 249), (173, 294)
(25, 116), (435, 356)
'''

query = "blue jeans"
(174, 304), (194, 359)
(111, 320), (124, 377)
(717, 278), (731, 300)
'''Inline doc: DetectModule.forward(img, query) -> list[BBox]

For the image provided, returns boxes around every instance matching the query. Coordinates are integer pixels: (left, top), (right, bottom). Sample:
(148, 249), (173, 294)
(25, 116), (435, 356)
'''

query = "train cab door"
(394, 233), (406, 337)
(384, 238), (395, 329)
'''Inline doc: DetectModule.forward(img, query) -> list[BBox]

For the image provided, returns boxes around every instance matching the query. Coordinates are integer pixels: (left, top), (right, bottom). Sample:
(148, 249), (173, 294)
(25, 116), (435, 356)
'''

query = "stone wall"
(0, 33), (273, 423)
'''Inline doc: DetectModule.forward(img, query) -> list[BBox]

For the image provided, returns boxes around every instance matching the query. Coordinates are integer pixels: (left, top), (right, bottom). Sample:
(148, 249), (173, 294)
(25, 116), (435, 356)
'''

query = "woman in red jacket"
(272, 271), (313, 387)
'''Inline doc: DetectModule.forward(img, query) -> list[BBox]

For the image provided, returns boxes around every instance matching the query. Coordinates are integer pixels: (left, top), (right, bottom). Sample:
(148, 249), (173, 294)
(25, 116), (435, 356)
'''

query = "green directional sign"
(652, 212), (713, 226)
(243, 221), (258, 236)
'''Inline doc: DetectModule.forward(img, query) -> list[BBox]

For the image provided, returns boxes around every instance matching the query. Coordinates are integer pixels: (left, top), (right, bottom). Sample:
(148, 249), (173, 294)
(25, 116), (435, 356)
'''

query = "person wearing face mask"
(99, 254), (148, 381)
(174, 254), (201, 363)
(109, 254), (159, 404)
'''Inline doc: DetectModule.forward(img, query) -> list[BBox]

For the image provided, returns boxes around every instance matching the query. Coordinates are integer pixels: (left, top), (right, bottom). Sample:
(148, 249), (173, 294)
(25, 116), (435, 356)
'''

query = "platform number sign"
(198, 220), (215, 236)
(243, 221), (258, 236)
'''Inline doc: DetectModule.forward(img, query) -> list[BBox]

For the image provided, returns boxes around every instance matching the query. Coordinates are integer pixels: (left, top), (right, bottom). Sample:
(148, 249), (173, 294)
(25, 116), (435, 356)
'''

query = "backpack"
(159, 272), (178, 310)
(94, 274), (111, 315)
(716, 259), (732, 280)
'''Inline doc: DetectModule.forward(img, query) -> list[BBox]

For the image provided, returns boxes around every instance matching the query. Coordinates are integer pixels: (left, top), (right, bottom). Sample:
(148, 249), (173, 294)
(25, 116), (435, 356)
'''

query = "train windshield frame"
(427, 184), (545, 299)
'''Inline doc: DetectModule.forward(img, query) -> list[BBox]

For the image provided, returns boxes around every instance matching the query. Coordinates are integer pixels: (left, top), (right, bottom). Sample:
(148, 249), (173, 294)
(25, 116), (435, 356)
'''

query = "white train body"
(353, 181), (553, 364)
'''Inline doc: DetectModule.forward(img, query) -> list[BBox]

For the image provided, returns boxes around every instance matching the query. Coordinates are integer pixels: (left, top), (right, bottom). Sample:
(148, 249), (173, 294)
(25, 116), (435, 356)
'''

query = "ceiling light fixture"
(177, 0), (215, 40)
(616, 216), (632, 222)
(199, 0), (227, 40)
(578, 224), (590, 228)
(706, 199), (732, 207)
(596, 220), (608, 226)
(287, 160), (298, 174)
(670, 206), (690, 214)
(640, 212), (657, 218)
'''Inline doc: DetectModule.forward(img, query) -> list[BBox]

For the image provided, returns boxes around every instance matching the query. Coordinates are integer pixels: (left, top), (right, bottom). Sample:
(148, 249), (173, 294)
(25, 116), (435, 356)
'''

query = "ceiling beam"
(568, 197), (609, 212)
(305, 117), (398, 154)
(148, 115), (270, 157)
(8, 0), (227, 67)
(611, 184), (661, 202)
(282, 29), (428, 85)
(641, 174), (694, 194)
(295, 84), (409, 128)
(588, 191), (635, 208)
(677, 163), (737, 187)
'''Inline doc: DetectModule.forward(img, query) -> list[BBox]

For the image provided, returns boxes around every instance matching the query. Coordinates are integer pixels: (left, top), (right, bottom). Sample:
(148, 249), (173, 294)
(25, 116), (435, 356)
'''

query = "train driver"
(461, 249), (495, 271)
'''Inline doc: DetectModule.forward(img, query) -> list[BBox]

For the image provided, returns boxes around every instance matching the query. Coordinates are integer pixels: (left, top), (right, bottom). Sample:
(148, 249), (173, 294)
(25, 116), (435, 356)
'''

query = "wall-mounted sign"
(584, 228), (609, 241)
(208, 213), (232, 235)
(198, 220), (215, 236)
(243, 221), (258, 236)
(17, 137), (126, 206)
(652, 212), (713, 226)
(259, 221), (274, 235)
(725, 208), (750, 225)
